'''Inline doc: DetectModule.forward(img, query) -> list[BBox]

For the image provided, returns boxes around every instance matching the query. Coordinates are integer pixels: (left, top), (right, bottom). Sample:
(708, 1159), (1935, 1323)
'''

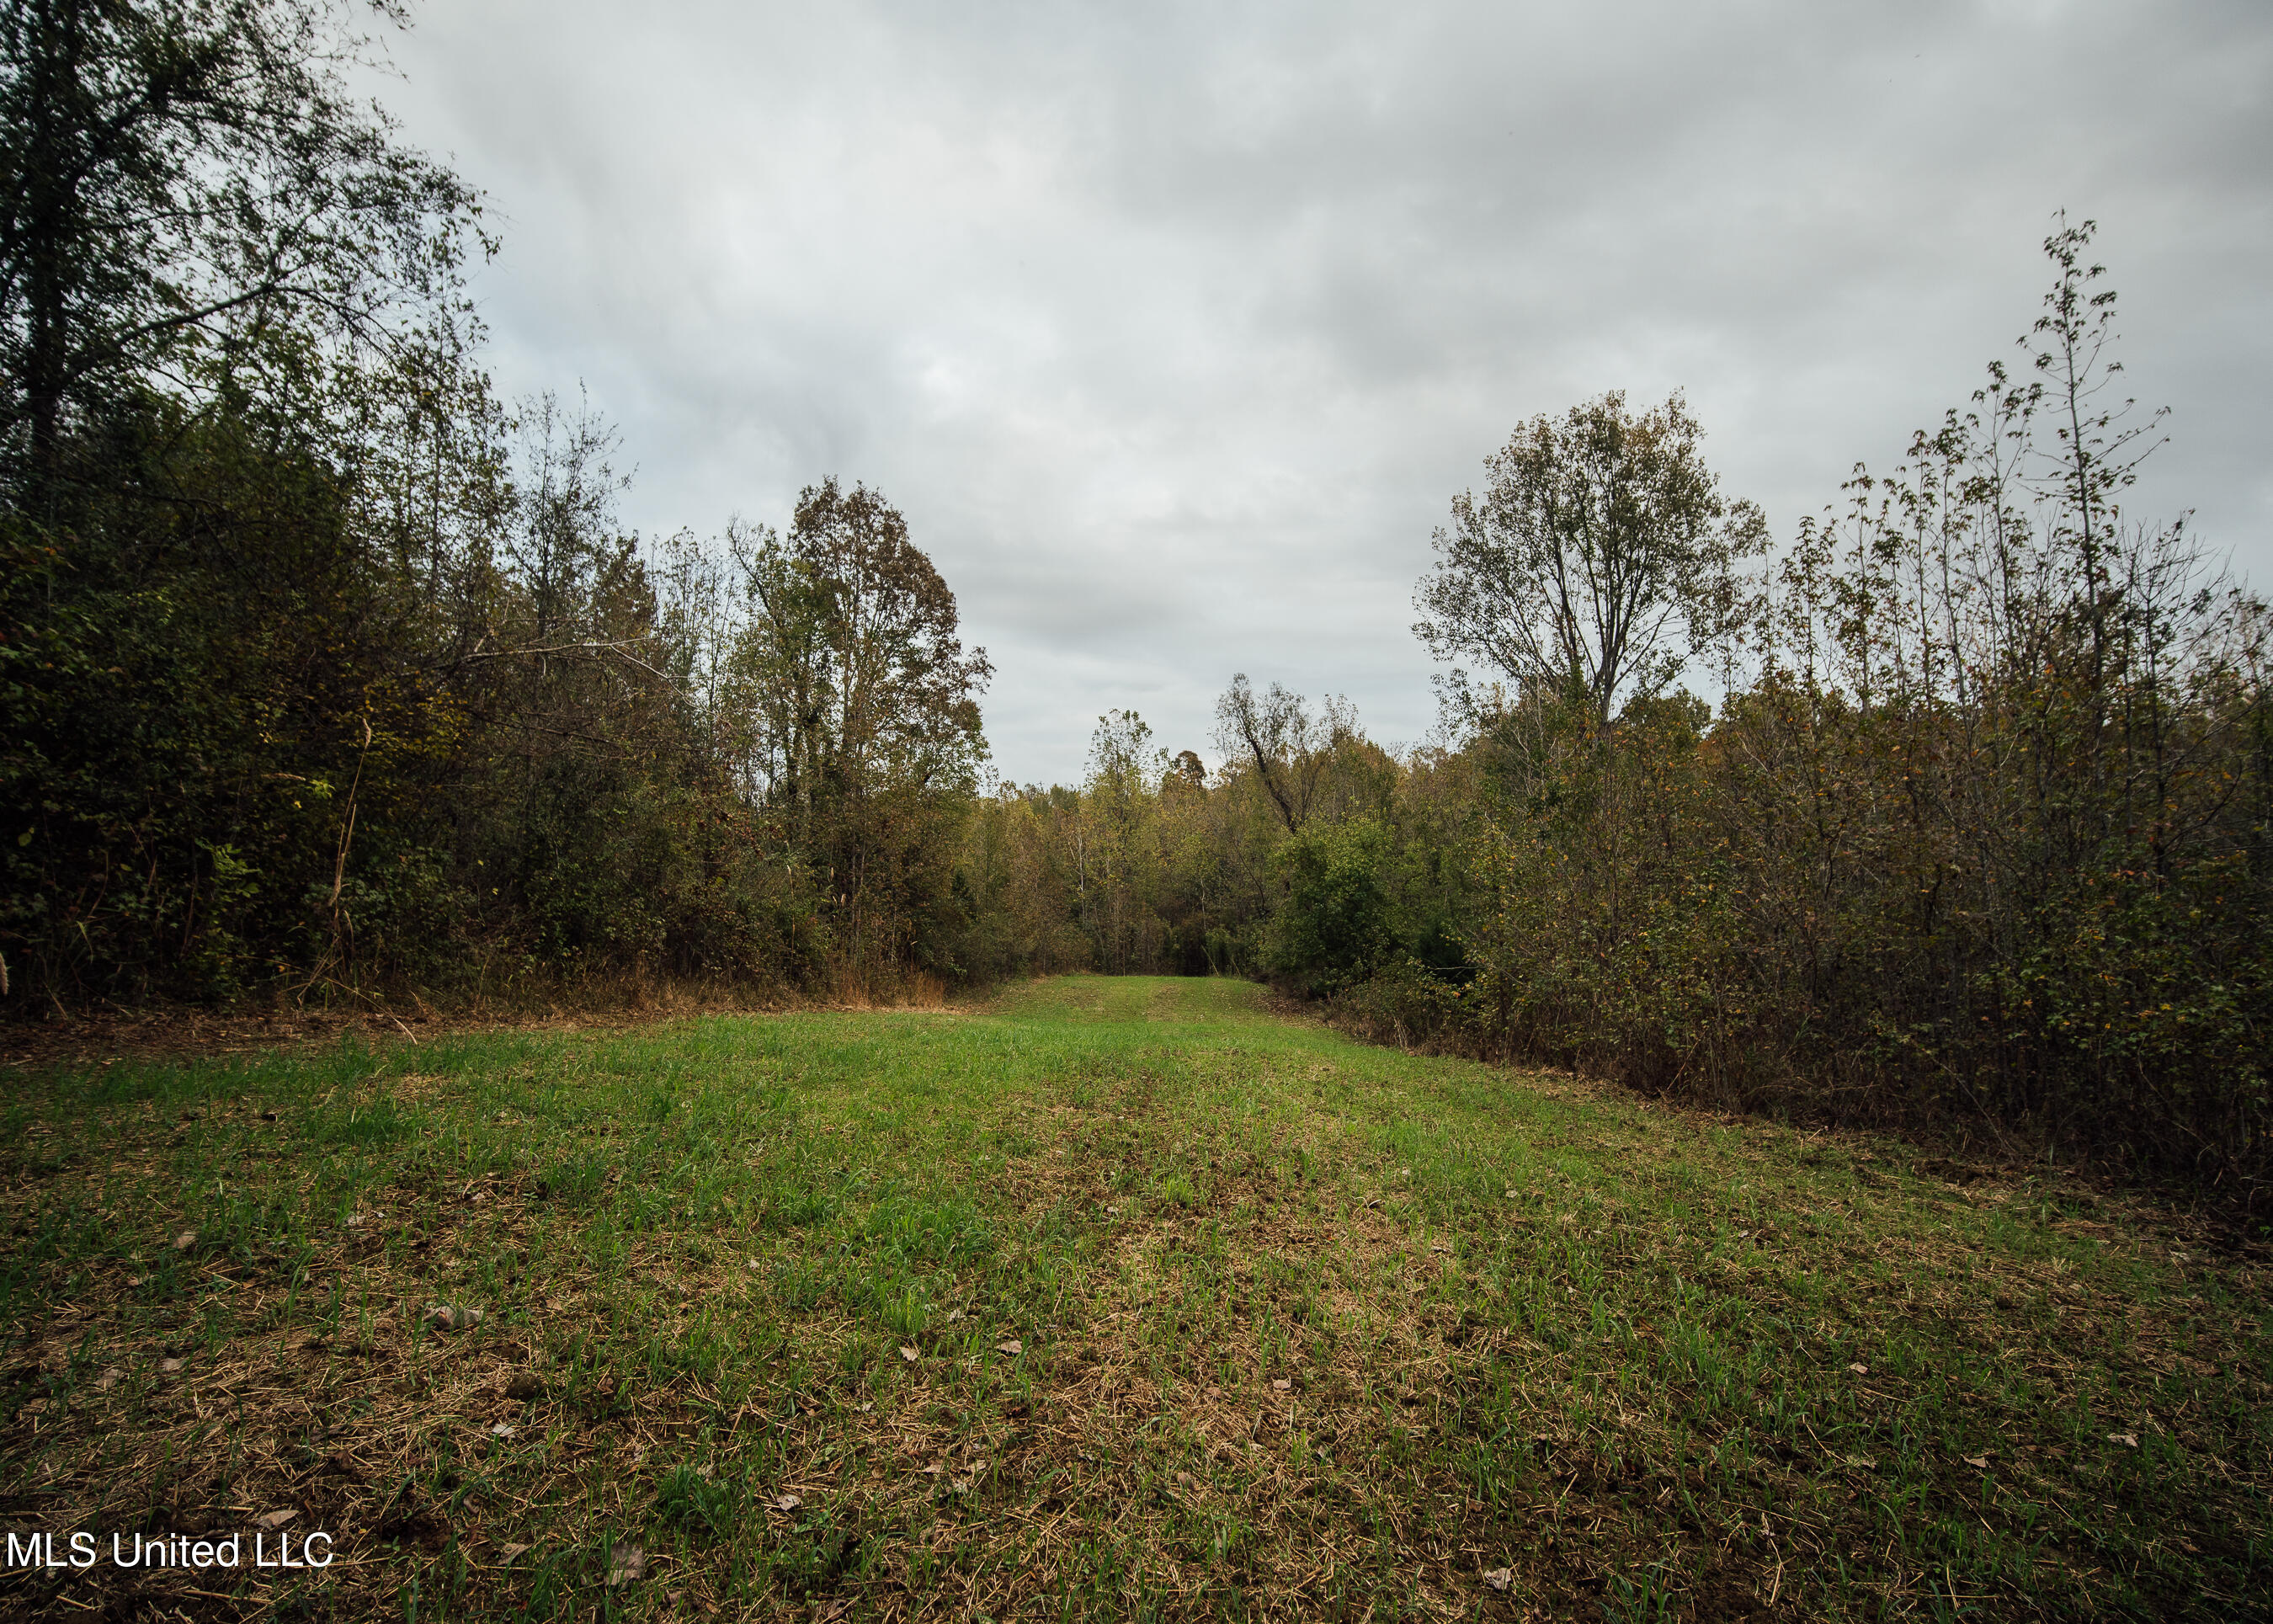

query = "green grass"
(0, 976), (2266, 1621)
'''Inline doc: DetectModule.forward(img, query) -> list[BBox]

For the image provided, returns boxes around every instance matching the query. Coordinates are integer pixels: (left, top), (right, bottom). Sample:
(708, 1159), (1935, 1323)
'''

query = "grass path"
(1, 976), (2266, 1621)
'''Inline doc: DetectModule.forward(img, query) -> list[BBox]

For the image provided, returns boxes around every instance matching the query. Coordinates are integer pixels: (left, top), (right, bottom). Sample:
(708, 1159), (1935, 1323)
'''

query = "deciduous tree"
(1414, 392), (1765, 729)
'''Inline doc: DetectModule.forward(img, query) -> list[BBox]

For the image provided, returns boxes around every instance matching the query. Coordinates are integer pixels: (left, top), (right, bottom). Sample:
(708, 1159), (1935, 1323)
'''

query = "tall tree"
(0, 0), (494, 1002)
(0, 0), (482, 498)
(732, 479), (991, 979)
(1211, 674), (1359, 833)
(1414, 391), (1766, 729)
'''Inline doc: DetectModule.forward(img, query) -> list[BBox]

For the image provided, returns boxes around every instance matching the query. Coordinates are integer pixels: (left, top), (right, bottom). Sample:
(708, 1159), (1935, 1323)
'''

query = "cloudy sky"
(359, 0), (2272, 785)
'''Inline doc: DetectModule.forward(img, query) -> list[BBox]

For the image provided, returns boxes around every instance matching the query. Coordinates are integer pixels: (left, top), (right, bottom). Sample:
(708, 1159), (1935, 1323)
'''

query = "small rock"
(607, 1541), (645, 1586)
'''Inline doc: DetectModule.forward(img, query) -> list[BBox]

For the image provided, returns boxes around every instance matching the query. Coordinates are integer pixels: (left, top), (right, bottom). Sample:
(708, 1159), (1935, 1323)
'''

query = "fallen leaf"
(253, 1510), (297, 1531)
(2107, 1431), (2139, 1448)
(607, 1541), (646, 1586)
(1483, 1568), (1513, 1591)
(899, 1345), (919, 1363)
(996, 1339), (1022, 1355)
(773, 1494), (801, 1511)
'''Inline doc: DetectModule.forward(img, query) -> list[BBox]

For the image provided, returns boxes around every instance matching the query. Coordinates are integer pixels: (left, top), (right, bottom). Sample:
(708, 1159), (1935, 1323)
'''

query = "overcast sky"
(359, 0), (2273, 785)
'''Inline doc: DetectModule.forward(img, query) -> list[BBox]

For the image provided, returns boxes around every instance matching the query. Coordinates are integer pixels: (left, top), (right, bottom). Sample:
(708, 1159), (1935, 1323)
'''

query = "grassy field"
(1, 976), (2266, 1621)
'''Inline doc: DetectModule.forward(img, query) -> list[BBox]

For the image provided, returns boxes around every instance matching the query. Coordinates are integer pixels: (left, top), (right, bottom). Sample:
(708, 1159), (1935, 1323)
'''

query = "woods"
(2, 2), (2265, 1207)
(971, 222), (2270, 1204)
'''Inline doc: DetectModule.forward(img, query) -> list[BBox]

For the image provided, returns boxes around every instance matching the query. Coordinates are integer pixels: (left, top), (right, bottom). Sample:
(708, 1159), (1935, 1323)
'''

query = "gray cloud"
(357, 0), (2273, 782)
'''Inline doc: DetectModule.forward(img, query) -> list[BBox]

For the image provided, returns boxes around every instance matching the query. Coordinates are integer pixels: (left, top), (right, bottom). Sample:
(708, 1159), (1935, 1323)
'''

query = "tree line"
(982, 221), (2268, 1206)
(3, 3), (2264, 1203)
(0, 0), (988, 1007)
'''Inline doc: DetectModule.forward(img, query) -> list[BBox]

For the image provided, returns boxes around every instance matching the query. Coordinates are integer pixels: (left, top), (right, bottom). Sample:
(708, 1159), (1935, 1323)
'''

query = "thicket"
(1415, 224), (2271, 1205)
(0, 0), (987, 1008)
(970, 226), (2270, 1206)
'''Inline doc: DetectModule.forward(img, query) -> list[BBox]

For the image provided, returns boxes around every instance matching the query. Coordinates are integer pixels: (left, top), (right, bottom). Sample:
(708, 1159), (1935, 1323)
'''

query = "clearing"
(1, 976), (2265, 1621)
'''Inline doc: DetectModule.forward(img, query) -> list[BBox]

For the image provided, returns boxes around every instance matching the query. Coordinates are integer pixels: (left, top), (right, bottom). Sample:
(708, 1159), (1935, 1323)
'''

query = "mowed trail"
(1, 977), (2264, 1621)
